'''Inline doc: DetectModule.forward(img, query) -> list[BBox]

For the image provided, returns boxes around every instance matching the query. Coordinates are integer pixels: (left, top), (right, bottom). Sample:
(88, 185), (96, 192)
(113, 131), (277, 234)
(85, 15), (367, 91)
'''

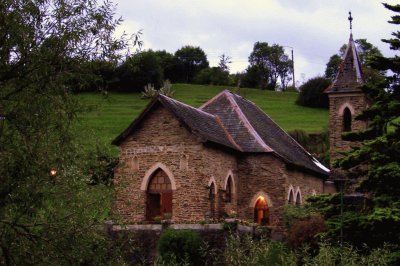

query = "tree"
(154, 50), (181, 82)
(193, 67), (231, 86)
(174, 45), (209, 83)
(0, 0), (131, 263)
(296, 77), (331, 108)
(325, 54), (342, 80)
(113, 50), (164, 92)
(218, 53), (232, 72)
(241, 65), (266, 89)
(248, 42), (293, 90)
(311, 3), (400, 253)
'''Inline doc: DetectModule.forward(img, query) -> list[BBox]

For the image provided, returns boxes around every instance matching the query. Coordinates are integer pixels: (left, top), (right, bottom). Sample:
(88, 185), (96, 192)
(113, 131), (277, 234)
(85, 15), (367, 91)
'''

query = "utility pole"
(291, 48), (295, 89)
(283, 46), (295, 89)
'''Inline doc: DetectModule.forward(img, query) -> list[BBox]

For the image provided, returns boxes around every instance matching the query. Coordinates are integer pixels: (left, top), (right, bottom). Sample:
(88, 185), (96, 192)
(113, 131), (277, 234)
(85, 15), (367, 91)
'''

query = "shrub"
(157, 229), (204, 266)
(224, 234), (296, 266)
(283, 204), (314, 230)
(141, 83), (158, 99)
(141, 80), (175, 99)
(296, 76), (331, 108)
(301, 242), (393, 266)
(159, 80), (175, 97)
(286, 214), (327, 250)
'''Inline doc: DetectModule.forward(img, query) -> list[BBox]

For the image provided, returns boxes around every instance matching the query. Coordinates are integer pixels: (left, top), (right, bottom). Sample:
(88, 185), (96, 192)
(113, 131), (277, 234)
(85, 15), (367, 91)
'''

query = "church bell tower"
(325, 12), (370, 167)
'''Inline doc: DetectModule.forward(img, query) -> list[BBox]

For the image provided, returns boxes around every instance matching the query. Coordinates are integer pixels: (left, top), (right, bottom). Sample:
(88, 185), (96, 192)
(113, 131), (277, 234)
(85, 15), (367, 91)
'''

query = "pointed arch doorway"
(146, 168), (173, 221)
(254, 196), (270, 225)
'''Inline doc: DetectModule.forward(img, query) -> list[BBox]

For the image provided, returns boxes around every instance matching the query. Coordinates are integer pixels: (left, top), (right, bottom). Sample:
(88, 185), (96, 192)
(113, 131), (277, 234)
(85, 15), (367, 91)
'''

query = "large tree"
(248, 42), (293, 90)
(0, 0), (131, 263)
(114, 50), (164, 92)
(174, 45), (209, 83)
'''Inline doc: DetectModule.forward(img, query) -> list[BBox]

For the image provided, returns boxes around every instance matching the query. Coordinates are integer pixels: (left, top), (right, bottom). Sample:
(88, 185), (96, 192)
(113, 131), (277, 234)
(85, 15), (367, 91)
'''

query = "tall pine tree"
(334, 2), (400, 250)
(308, 4), (400, 257)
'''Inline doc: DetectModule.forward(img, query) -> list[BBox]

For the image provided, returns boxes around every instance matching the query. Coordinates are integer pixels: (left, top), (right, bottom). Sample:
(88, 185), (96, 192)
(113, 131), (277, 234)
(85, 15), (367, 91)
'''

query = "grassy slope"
(75, 84), (328, 152)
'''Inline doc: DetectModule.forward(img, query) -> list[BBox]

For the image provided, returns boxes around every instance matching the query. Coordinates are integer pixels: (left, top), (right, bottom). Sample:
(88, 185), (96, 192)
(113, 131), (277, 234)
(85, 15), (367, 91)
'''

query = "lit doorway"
(254, 196), (269, 225)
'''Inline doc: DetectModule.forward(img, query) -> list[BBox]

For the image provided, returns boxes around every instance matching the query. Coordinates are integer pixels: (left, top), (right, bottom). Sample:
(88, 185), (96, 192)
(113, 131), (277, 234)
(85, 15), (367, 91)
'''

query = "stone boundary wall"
(106, 221), (276, 265)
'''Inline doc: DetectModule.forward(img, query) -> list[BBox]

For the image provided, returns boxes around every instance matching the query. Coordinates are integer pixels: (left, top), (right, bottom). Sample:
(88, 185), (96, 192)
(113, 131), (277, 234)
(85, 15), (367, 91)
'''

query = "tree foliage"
(194, 67), (231, 86)
(174, 45), (209, 83)
(113, 50), (164, 92)
(0, 0), (130, 263)
(248, 42), (293, 90)
(310, 4), (400, 257)
(296, 76), (331, 108)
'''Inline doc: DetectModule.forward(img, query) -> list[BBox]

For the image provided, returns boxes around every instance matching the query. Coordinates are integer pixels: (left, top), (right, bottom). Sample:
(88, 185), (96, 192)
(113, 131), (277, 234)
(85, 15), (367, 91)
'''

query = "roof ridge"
(224, 92), (274, 152)
(215, 115), (243, 151)
(159, 94), (216, 118)
(199, 89), (230, 110)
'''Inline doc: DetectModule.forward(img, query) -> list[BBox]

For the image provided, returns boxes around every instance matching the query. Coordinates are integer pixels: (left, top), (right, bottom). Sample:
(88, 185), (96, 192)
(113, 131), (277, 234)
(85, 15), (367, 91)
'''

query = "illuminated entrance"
(146, 169), (173, 221)
(254, 196), (269, 225)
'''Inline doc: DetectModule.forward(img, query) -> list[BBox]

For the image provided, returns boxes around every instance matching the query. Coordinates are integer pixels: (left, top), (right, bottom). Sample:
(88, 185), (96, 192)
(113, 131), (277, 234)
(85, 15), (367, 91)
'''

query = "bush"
(224, 234), (296, 266)
(296, 76), (331, 108)
(193, 67), (231, 85)
(141, 80), (175, 99)
(286, 214), (328, 250)
(157, 229), (204, 266)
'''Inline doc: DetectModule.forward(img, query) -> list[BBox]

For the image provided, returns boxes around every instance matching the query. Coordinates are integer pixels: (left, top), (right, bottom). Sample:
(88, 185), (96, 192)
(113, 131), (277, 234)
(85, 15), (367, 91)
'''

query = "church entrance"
(146, 169), (173, 221)
(254, 196), (269, 225)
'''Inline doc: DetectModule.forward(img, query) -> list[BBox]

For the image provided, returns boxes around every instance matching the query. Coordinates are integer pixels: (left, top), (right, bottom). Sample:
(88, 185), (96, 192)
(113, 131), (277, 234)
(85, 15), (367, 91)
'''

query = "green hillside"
(75, 84), (328, 152)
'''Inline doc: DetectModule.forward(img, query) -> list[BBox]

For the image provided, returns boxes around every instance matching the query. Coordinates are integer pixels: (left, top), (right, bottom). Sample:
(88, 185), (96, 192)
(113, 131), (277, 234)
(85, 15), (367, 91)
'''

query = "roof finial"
(348, 11), (353, 33)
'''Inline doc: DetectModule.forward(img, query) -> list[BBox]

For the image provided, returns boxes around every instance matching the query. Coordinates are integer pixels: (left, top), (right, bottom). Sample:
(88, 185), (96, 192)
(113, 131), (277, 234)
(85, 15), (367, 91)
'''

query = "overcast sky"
(114, 0), (399, 85)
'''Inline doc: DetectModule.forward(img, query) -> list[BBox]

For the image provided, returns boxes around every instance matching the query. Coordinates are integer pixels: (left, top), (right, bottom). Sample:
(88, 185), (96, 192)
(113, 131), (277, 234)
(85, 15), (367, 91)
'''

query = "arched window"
(209, 182), (216, 218)
(209, 182), (216, 200)
(295, 193), (301, 205)
(288, 189), (295, 204)
(226, 177), (232, 202)
(343, 107), (352, 132)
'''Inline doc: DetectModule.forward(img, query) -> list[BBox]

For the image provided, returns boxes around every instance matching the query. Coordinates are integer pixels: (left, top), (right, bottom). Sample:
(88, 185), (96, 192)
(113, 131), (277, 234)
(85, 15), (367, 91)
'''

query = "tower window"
(343, 107), (352, 132)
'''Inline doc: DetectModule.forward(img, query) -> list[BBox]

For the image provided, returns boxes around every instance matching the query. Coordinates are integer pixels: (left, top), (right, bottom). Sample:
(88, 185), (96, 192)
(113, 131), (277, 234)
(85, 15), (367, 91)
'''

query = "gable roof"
(201, 91), (329, 176)
(113, 91), (330, 177)
(325, 33), (365, 94)
(112, 94), (241, 151)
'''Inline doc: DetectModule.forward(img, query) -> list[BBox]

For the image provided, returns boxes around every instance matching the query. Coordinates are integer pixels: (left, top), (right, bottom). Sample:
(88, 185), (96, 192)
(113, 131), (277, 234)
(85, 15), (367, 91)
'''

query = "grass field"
(75, 84), (328, 152)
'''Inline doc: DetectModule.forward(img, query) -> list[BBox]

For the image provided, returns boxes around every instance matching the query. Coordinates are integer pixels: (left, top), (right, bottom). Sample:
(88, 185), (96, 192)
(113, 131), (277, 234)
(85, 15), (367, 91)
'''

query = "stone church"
(112, 31), (368, 233)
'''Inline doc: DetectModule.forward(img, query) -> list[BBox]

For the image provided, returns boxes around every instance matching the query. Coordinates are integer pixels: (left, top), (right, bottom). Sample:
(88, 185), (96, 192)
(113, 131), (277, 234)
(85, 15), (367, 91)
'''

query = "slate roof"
(201, 91), (329, 177)
(113, 91), (330, 178)
(112, 95), (241, 151)
(325, 34), (365, 94)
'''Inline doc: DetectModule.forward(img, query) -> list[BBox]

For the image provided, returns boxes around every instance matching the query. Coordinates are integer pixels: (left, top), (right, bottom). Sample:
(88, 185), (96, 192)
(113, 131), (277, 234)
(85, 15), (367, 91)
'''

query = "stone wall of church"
(328, 93), (369, 166)
(113, 105), (237, 223)
(285, 168), (325, 203)
(236, 154), (326, 232)
(236, 154), (287, 230)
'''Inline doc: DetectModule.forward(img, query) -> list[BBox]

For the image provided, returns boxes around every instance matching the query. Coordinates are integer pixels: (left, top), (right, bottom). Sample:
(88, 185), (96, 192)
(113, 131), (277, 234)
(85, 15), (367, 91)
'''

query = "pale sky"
(114, 0), (399, 85)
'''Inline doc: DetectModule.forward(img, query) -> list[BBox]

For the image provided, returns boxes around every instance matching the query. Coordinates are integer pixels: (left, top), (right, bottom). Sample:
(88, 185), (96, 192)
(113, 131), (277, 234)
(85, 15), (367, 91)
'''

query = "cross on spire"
(348, 11), (353, 33)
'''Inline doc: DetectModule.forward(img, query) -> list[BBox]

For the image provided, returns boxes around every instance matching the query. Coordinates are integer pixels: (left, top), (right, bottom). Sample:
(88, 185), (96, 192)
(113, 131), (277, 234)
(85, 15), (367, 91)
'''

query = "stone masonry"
(328, 92), (369, 165)
(113, 96), (329, 234)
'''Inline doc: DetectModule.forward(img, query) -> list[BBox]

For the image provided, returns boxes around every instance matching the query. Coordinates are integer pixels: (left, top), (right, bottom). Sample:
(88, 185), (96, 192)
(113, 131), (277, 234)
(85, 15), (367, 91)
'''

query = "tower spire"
(348, 11), (353, 34)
